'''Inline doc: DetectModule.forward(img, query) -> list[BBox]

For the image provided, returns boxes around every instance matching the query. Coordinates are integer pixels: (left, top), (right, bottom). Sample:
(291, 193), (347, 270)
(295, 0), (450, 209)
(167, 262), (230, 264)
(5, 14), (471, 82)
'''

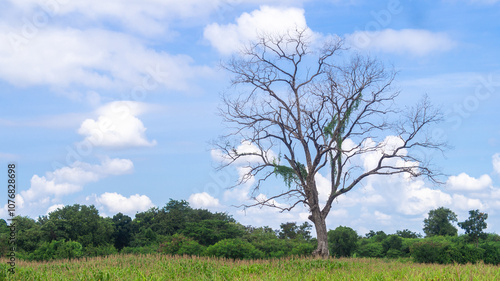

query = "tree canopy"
(423, 207), (458, 237)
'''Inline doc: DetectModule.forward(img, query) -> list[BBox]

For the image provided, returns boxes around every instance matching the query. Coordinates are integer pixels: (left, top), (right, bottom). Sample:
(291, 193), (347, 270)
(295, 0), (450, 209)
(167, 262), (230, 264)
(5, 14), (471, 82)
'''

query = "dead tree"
(215, 29), (444, 258)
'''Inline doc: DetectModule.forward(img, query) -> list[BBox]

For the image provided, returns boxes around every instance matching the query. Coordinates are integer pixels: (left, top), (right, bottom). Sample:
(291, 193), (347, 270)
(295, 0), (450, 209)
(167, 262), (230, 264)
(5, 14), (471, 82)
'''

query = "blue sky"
(1, 0), (499, 236)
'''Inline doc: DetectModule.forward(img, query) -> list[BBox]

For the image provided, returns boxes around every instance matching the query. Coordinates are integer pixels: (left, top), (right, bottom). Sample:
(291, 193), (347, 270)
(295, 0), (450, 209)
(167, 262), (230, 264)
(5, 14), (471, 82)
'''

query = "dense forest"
(2, 200), (499, 264)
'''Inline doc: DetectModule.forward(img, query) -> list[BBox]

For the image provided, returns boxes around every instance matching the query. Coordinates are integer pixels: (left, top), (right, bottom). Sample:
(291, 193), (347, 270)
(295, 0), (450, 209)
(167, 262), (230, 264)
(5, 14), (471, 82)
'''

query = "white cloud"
(46, 204), (65, 215)
(189, 192), (221, 208)
(78, 101), (157, 148)
(346, 29), (456, 56)
(493, 153), (500, 174)
(0, 27), (210, 92)
(204, 5), (314, 55)
(451, 194), (484, 210)
(447, 173), (492, 191)
(21, 157), (133, 203)
(95, 192), (154, 215)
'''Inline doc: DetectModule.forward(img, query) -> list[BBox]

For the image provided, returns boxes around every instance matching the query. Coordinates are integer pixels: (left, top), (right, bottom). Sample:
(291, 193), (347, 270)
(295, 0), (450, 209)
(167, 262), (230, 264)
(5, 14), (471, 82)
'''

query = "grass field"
(1, 254), (500, 280)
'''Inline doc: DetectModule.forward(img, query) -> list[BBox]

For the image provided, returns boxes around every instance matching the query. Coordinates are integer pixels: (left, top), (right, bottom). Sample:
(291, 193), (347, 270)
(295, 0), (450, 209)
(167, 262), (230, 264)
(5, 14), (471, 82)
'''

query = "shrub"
(356, 242), (384, 258)
(83, 244), (118, 257)
(158, 234), (205, 256)
(31, 240), (83, 261)
(205, 239), (264, 259)
(411, 240), (451, 264)
(480, 242), (500, 265)
(382, 235), (403, 253)
(290, 242), (315, 257)
(448, 243), (484, 264)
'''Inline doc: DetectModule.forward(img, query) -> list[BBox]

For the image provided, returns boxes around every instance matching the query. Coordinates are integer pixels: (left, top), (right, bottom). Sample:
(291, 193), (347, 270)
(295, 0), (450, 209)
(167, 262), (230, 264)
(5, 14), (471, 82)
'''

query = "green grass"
(1, 254), (500, 280)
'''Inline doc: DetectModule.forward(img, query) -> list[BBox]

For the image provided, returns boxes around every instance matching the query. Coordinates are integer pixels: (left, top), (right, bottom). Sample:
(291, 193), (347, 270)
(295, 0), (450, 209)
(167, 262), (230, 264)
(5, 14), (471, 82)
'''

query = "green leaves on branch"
(273, 161), (308, 188)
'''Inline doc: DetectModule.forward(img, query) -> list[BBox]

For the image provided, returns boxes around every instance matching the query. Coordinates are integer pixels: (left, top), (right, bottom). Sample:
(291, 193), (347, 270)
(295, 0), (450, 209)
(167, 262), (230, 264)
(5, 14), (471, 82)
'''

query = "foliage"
(423, 207), (458, 237)
(458, 209), (488, 245)
(205, 238), (264, 259)
(278, 222), (312, 241)
(29, 240), (83, 261)
(356, 242), (384, 258)
(182, 220), (244, 246)
(328, 226), (358, 257)
(158, 234), (205, 256)
(396, 229), (422, 239)
(382, 235), (403, 254)
(42, 204), (114, 248)
(480, 242), (500, 265)
(112, 213), (132, 250)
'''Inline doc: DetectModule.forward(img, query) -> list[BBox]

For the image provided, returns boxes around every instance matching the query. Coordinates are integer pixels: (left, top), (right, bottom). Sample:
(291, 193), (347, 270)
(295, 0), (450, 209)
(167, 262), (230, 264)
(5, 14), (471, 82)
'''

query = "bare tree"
(215, 29), (444, 258)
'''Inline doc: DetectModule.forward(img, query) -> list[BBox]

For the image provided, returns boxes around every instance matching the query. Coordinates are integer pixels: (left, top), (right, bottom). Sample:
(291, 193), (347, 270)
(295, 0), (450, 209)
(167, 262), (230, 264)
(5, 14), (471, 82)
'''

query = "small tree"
(328, 226), (358, 257)
(458, 209), (488, 246)
(423, 207), (458, 237)
(216, 29), (444, 257)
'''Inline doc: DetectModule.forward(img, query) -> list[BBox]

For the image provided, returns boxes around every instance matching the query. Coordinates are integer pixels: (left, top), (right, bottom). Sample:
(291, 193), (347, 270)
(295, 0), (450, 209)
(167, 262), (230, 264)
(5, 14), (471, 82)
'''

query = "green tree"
(423, 207), (458, 237)
(42, 204), (114, 247)
(458, 209), (488, 246)
(278, 222), (312, 241)
(396, 229), (422, 238)
(328, 226), (358, 257)
(112, 213), (132, 250)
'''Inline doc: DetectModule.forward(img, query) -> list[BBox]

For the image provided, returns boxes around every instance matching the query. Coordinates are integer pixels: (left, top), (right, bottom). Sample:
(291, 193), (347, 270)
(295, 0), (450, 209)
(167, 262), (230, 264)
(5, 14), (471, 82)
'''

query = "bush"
(83, 244), (118, 257)
(290, 242), (315, 257)
(480, 242), (500, 265)
(31, 240), (83, 261)
(356, 242), (384, 258)
(382, 235), (402, 253)
(205, 239), (264, 259)
(448, 243), (484, 264)
(251, 238), (290, 258)
(158, 234), (205, 256)
(410, 240), (451, 264)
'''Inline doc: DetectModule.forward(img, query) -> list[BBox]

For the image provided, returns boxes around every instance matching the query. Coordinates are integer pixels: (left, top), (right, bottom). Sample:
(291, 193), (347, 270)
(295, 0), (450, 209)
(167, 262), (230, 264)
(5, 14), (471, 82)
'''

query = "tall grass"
(1, 254), (500, 280)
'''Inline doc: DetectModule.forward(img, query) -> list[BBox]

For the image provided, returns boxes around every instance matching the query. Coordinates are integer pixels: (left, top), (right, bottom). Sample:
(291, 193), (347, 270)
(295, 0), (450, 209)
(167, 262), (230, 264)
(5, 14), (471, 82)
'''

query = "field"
(1, 254), (500, 280)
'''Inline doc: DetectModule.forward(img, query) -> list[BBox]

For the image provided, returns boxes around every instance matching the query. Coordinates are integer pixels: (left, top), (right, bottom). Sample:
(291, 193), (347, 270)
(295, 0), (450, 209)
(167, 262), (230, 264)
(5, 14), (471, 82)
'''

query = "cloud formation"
(78, 101), (157, 148)
(21, 157), (134, 203)
(204, 6), (313, 55)
(346, 29), (456, 56)
(447, 173), (492, 191)
(94, 192), (154, 215)
(189, 192), (221, 208)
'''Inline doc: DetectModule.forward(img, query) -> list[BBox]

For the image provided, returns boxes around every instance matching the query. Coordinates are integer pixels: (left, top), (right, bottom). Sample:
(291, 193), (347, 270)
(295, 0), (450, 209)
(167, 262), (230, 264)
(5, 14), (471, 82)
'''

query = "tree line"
(1, 201), (498, 264)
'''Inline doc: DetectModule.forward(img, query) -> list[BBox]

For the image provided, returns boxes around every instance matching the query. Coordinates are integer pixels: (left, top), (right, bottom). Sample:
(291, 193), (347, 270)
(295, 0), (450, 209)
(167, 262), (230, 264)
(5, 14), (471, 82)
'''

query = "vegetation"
(3, 202), (500, 270)
(2, 255), (500, 280)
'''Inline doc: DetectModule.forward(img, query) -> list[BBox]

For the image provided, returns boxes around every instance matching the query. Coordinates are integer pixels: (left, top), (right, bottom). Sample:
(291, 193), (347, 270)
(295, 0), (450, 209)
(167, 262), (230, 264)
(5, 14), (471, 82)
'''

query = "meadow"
(1, 254), (500, 280)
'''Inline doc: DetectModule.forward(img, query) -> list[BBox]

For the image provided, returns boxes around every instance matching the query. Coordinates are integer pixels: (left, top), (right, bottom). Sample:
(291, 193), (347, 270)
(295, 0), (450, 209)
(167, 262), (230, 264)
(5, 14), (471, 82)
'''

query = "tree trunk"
(311, 211), (330, 258)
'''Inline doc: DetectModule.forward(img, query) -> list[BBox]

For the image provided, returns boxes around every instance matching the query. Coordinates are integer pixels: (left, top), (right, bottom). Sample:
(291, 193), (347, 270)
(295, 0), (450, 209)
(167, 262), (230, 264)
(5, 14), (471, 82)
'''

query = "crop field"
(1, 254), (500, 280)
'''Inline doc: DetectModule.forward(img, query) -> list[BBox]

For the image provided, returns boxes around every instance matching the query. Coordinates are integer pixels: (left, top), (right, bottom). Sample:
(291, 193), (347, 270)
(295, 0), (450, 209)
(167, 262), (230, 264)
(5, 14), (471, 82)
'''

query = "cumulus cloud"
(451, 194), (484, 210)
(204, 6), (314, 55)
(78, 101), (157, 148)
(94, 192), (154, 214)
(46, 204), (65, 215)
(21, 157), (133, 203)
(346, 29), (456, 56)
(189, 192), (221, 208)
(446, 173), (492, 191)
